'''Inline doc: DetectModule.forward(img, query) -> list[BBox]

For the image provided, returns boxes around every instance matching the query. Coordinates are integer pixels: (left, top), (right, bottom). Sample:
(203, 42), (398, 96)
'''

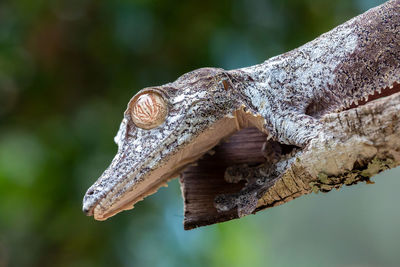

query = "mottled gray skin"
(229, 0), (400, 146)
(83, 0), (400, 219)
(216, 0), (400, 215)
(83, 68), (245, 219)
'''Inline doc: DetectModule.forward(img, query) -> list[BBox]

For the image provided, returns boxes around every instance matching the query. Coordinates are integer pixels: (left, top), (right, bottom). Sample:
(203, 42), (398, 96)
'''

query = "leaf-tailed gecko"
(83, 0), (400, 221)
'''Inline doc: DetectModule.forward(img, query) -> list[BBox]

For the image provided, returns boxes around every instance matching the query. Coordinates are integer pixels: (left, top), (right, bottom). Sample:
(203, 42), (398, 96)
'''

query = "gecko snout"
(82, 206), (90, 215)
(82, 187), (98, 216)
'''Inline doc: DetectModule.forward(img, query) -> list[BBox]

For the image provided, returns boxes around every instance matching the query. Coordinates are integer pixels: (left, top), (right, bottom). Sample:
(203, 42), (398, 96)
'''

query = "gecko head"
(82, 68), (241, 220)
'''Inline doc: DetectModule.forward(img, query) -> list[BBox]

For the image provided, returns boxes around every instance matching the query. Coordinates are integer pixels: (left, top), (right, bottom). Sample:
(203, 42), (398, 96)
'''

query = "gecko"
(83, 0), (400, 221)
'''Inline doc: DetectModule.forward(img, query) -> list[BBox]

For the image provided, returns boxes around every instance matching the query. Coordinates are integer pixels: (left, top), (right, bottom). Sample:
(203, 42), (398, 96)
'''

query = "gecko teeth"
(341, 82), (400, 112)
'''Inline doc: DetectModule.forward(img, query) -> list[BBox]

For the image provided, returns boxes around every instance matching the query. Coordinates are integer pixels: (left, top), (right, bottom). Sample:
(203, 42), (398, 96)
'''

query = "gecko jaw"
(83, 154), (181, 220)
(84, 82), (400, 220)
(93, 170), (178, 221)
(85, 115), (242, 221)
(329, 81), (400, 115)
(344, 82), (400, 111)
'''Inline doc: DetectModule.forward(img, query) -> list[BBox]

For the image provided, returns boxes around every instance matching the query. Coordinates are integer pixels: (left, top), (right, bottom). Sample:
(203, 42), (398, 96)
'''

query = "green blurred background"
(1, 0), (399, 266)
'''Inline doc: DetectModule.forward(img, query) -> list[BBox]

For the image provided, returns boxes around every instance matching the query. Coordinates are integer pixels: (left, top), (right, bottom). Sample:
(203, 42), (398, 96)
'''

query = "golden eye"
(130, 92), (168, 130)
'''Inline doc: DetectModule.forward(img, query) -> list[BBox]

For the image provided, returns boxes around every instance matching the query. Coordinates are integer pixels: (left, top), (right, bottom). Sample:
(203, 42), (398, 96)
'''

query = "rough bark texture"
(178, 0), (400, 230)
(180, 127), (267, 229)
(181, 83), (400, 230)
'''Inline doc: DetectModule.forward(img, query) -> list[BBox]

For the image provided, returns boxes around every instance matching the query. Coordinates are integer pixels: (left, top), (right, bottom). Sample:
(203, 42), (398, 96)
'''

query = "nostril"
(82, 206), (92, 216)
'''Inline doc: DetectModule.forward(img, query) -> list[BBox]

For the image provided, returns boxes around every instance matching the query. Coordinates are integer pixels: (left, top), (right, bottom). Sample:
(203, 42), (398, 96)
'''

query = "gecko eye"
(130, 92), (168, 130)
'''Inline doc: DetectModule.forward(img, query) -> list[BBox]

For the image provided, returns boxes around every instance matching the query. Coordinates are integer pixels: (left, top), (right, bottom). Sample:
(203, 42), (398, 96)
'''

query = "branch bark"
(181, 83), (400, 230)
(180, 0), (400, 230)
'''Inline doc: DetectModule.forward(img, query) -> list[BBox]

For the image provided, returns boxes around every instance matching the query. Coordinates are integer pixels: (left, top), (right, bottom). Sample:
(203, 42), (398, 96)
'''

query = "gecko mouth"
(93, 167), (184, 221)
(345, 82), (400, 110)
(86, 82), (400, 221)
(87, 115), (241, 221)
(306, 82), (400, 118)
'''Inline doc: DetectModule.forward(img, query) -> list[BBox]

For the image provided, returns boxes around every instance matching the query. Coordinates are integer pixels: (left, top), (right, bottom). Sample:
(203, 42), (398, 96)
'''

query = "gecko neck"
(233, 1), (400, 118)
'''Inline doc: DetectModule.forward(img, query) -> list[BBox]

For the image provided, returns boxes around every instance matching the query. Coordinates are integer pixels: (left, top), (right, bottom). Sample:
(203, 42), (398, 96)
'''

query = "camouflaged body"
(83, 0), (400, 219)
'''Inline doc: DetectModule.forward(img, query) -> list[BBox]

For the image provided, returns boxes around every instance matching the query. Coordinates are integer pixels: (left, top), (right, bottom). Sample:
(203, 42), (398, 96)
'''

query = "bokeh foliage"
(1, 0), (398, 266)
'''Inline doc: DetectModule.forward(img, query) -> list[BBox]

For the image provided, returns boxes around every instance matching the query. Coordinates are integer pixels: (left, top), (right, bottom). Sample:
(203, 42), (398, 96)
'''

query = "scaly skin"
(83, 0), (400, 220)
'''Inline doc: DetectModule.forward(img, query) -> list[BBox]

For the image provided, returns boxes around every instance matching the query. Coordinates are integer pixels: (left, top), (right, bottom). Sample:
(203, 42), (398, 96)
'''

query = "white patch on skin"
(173, 94), (185, 103)
(84, 72), (240, 217)
(232, 21), (359, 146)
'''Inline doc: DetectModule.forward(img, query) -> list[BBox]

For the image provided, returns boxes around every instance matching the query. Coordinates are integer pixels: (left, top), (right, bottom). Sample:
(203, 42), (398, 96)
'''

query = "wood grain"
(181, 86), (400, 230)
(180, 127), (267, 230)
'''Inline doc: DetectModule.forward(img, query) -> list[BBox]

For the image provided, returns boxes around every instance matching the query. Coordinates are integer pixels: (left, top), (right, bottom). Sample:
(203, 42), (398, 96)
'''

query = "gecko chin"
(90, 166), (182, 221)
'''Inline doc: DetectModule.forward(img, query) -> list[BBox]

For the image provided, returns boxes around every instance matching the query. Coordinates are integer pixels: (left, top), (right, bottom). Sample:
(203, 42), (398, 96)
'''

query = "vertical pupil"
(131, 92), (166, 129)
(138, 95), (155, 118)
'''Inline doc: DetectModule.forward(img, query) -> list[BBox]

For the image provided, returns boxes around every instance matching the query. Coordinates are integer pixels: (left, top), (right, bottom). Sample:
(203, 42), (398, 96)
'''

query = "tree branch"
(180, 0), (400, 230)
(181, 83), (400, 230)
